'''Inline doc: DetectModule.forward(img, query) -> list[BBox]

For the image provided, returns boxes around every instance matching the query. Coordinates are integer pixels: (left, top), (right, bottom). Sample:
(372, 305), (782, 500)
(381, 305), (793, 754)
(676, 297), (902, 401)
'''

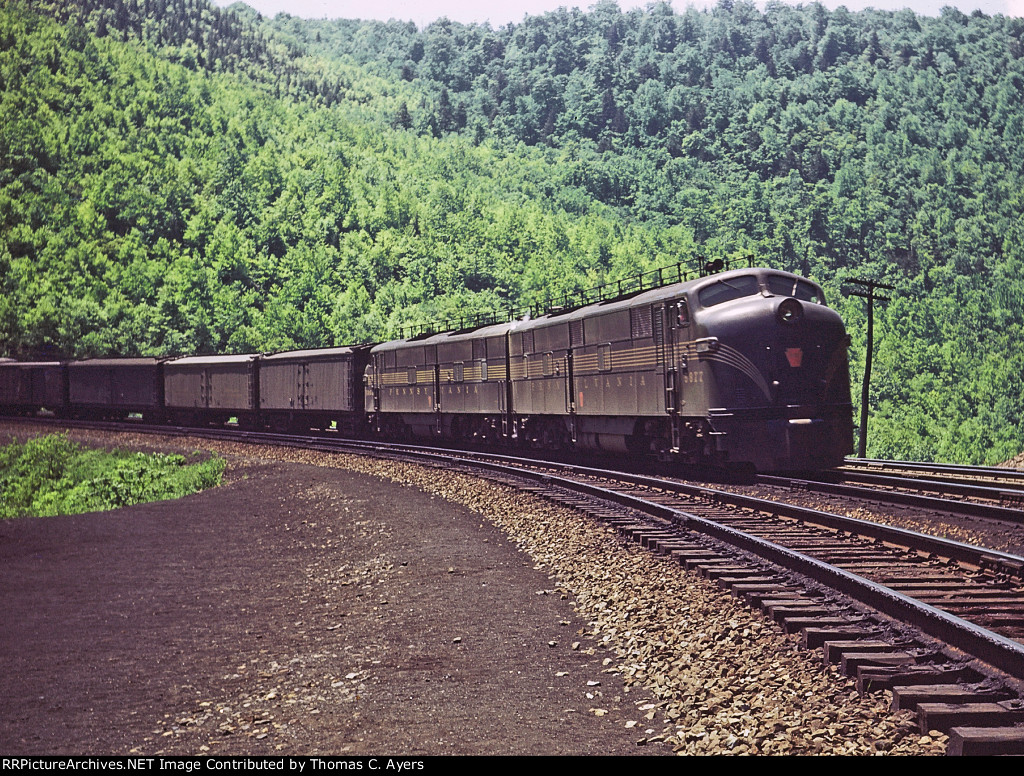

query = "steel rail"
(562, 477), (1024, 682)
(758, 473), (1024, 524)
(834, 470), (1024, 502)
(249, 434), (1024, 579)
(7, 417), (1023, 576)
(847, 457), (1024, 484)
(397, 448), (1024, 683)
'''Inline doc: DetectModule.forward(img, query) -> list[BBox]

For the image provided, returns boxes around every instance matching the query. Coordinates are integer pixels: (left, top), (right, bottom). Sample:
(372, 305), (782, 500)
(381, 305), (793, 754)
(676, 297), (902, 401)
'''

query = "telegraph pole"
(843, 278), (895, 458)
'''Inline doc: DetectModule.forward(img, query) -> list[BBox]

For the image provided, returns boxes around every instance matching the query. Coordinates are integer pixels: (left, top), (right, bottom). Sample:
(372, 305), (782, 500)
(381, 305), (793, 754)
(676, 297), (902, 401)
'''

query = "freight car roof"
(165, 353), (259, 366)
(68, 358), (165, 367)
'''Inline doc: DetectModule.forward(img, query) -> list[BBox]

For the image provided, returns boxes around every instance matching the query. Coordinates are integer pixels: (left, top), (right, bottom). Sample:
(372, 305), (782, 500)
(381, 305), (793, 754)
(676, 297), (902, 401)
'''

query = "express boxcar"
(260, 345), (372, 433)
(0, 360), (67, 416)
(67, 358), (165, 421)
(163, 353), (259, 427)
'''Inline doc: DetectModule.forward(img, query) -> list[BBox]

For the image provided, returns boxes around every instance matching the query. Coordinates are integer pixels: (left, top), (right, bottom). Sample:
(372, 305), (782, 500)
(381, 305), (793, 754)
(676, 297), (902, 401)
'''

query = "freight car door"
(296, 364), (308, 410)
(201, 369), (211, 408)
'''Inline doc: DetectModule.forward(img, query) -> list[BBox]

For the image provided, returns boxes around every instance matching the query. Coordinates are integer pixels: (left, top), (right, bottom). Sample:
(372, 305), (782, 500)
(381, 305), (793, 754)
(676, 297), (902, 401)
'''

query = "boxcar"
(163, 353), (259, 427)
(259, 345), (372, 434)
(0, 360), (67, 416)
(67, 358), (165, 421)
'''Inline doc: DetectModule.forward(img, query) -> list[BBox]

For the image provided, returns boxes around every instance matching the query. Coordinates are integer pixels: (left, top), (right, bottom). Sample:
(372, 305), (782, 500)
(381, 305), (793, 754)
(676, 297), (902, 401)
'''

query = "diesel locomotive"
(0, 267), (854, 472)
(365, 267), (853, 471)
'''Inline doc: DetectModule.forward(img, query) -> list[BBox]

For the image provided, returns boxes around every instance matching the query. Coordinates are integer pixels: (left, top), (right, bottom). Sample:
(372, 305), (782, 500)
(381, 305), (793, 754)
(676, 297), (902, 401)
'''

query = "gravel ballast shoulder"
(0, 424), (946, 755)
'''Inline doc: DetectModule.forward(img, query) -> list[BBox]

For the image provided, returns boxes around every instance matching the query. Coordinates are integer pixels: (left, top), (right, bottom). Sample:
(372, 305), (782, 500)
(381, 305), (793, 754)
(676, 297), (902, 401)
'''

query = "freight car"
(0, 360), (67, 416)
(1, 347), (373, 434)
(67, 358), (166, 422)
(163, 353), (260, 428)
(365, 268), (853, 471)
(159, 346), (373, 431)
(259, 345), (372, 434)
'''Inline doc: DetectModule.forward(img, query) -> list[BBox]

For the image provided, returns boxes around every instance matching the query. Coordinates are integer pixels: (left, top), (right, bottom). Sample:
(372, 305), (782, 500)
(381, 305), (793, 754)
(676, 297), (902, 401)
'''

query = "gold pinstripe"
(377, 337), (771, 397)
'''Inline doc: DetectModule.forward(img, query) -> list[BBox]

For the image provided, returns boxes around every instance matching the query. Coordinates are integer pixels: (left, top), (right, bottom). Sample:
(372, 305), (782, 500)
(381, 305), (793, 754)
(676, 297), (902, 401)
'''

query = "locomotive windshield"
(766, 274), (824, 304)
(697, 274), (759, 307)
(698, 273), (826, 308)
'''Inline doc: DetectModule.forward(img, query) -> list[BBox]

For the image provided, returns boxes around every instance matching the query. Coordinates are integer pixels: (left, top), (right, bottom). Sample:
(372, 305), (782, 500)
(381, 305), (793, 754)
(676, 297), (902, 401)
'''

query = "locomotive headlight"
(777, 298), (803, 324)
(695, 337), (719, 353)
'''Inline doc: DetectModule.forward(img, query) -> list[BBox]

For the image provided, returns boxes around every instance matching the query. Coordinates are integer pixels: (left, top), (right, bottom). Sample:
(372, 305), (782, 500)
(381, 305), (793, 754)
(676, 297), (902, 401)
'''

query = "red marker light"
(785, 348), (803, 368)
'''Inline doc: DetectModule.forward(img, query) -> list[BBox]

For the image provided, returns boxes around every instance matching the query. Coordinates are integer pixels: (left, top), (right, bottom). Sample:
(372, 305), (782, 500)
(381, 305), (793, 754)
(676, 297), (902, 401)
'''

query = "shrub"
(0, 434), (226, 519)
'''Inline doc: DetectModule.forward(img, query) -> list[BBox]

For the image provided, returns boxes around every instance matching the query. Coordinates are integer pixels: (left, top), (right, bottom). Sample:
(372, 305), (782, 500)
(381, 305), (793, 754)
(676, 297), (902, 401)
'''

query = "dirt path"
(0, 455), (661, 755)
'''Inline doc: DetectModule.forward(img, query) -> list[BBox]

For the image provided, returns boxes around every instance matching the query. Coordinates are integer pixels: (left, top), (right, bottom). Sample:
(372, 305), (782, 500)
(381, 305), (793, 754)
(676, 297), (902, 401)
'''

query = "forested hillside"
(1, 0), (1022, 464)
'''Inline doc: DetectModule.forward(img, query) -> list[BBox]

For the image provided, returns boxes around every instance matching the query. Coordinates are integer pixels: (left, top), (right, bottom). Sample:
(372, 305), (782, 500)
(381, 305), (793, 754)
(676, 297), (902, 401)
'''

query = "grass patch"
(0, 433), (226, 518)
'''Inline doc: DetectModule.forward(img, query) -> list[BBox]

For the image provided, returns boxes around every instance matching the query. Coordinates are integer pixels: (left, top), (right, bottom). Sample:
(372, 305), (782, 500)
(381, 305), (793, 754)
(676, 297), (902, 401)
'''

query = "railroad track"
(6, 417), (1024, 755)
(259, 437), (1024, 755)
(847, 457), (1024, 488)
(755, 471), (1024, 524)
(195, 431), (1024, 755)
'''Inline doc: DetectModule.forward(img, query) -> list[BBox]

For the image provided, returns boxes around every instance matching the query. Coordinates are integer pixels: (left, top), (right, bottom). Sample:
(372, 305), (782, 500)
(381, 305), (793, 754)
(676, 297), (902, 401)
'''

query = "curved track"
(7, 418), (1024, 755)
(757, 469), (1024, 524)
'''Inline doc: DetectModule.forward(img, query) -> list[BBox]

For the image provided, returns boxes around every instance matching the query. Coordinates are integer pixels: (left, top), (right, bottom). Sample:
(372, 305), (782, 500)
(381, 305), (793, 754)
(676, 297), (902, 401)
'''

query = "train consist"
(0, 267), (854, 471)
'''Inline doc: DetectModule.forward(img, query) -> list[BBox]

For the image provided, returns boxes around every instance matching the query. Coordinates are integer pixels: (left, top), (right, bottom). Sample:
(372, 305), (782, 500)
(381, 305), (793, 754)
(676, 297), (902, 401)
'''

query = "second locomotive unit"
(365, 267), (853, 471)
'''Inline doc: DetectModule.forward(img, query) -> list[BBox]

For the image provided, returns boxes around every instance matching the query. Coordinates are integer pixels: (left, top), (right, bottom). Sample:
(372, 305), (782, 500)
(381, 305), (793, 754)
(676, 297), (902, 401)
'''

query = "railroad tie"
(802, 627), (878, 649)
(891, 684), (1013, 711)
(855, 664), (972, 694)
(917, 701), (1024, 734)
(946, 726), (1024, 756)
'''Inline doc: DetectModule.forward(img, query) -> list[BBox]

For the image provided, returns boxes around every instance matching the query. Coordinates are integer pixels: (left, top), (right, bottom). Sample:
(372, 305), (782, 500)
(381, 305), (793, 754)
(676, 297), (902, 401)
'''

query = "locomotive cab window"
(766, 275), (824, 304)
(697, 275), (759, 308)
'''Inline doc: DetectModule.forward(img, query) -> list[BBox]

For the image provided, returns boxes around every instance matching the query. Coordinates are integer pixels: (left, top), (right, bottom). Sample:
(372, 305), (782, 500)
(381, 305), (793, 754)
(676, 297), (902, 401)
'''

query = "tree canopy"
(1, 0), (1022, 464)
